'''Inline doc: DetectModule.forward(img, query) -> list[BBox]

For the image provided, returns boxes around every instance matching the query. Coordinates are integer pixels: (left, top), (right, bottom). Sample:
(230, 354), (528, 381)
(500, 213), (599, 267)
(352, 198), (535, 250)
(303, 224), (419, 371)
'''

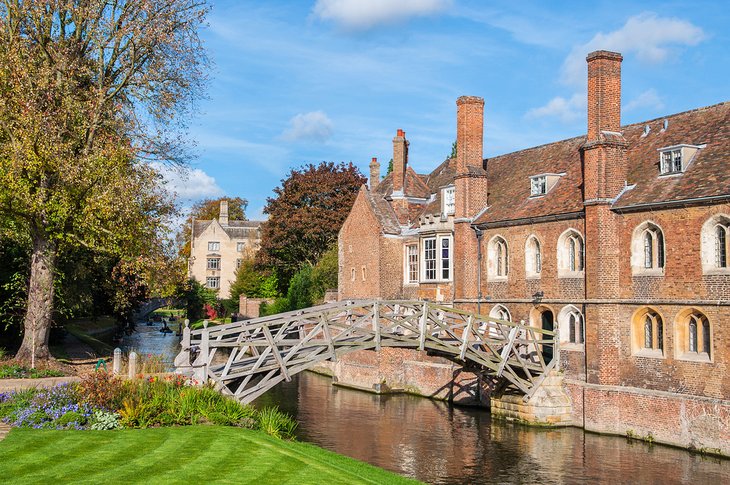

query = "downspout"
(474, 227), (483, 315)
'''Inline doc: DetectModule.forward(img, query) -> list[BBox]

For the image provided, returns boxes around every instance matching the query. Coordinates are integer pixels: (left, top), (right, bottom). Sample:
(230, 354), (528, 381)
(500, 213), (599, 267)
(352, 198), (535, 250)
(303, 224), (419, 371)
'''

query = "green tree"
(257, 162), (365, 288)
(450, 140), (457, 159)
(310, 245), (338, 302)
(229, 259), (279, 301)
(386, 159), (394, 176)
(0, 1), (209, 363)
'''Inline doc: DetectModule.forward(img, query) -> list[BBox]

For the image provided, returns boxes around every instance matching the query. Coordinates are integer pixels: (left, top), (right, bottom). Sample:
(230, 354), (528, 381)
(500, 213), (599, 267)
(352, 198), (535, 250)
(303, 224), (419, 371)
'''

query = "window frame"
(442, 186), (456, 216)
(206, 276), (220, 289)
(701, 215), (730, 275)
(631, 308), (664, 358)
(237, 242), (246, 252)
(525, 236), (542, 278)
(674, 309), (712, 363)
(557, 229), (584, 278)
(404, 244), (419, 285)
(421, 234), (453, 283)
(632, 222), (665, 275)
(208, 241), (220, 252)
(206, 257), (221, 270)
(530, 175), (547, 196)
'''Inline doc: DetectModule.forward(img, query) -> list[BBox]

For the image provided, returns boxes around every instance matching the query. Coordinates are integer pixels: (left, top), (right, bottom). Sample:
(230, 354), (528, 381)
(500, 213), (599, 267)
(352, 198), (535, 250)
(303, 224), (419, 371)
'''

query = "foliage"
(0, 1), (209, 362)
(176, 279), (217, 322)
(0, 364), (64, 379)
(0, 348), (6, 360)
(287, 265), (314, 311)
(78, 371), (126, 410)
(89, 411), (122, 431)
(310, 245), (338, 302)
(386, 159), (394, 176)
(450, 140), (457, 159)
(230, 259), (280, 301)
(2, 384), (93, 430)
(256, 406), (299, 440)
(260, 297), (292, 317)
(257, 162), (366, 288)
(179, 197), (248, 258)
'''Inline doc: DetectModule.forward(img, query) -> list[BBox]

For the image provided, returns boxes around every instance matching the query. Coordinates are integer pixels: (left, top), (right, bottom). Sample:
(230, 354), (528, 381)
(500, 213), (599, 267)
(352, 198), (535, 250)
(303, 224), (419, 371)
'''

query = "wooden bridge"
(174, 300), (557, 404)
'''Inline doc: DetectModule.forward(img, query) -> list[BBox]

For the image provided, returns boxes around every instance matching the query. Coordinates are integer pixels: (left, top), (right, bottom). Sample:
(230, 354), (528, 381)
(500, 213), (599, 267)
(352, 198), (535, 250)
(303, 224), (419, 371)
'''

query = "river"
(122, 324), (729, 484)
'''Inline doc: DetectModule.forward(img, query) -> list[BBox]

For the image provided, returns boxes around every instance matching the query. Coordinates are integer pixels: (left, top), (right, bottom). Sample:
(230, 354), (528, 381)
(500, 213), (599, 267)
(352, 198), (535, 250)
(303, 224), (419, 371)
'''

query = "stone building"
(189, 200), (263, 298)
(338, 51), (729, 453)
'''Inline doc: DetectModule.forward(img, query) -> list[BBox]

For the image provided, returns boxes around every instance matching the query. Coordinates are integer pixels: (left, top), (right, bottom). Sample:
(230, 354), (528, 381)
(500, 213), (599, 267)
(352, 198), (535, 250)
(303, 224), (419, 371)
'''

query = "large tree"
(0, 1), (209, 363)
(257, 162), (365, 286)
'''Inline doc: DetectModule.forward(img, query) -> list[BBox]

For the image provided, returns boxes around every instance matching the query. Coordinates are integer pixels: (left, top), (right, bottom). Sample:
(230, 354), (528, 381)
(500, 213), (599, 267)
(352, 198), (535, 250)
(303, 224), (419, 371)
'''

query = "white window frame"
(660, 148), (682, 174)
(206, 276), (220, 289)
(530, 175), (547, 196)
(206, 257), (221, 270)
(443, 186), (455, 216)
(237, 242), (245, 252)
(557, 229), (584, 278)
(404, 244), (419, 284)
(208, 241), (220, 251)
(487, 236), (509, 281)
(421, 234), (453, 282)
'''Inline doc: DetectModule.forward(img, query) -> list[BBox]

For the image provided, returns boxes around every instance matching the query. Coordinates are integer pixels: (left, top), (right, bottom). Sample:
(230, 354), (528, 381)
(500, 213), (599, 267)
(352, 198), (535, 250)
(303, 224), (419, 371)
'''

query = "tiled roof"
(614, 102), (730, 209)
(475, 101), (730, 224)
(193, 219), (263, 239)
(363, 188), (401, 235)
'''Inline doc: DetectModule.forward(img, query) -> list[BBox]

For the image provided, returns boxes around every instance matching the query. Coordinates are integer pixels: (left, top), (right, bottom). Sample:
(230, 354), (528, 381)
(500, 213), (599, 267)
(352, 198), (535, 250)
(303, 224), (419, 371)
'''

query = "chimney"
(219, 199), (229, 225)
(586, 50), (622, 141)
(369, 157), (380, 190)
(392, 129), (408, 194)
(456, 96), (484, 175)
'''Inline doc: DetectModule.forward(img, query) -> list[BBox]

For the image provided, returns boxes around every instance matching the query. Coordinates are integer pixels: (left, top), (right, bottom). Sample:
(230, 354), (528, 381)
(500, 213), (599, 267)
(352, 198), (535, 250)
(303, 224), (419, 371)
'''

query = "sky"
(159, 0), (730, 221)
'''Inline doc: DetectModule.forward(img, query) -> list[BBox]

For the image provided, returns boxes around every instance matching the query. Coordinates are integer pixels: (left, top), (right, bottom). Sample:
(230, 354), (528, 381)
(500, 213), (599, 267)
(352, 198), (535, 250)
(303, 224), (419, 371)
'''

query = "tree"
(229, 259), (279, 301)
(386, 159), (394, 176)
(179, 197), (248, 258)
(310, 244), (338, 302)
(257, 162), (365, 287)
(0, 1), (209, 363)
(450, 140), (457, 159)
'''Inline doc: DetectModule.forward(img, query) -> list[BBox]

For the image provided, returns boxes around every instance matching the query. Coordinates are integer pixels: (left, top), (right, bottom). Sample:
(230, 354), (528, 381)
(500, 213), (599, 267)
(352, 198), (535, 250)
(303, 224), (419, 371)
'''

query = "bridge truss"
(174, 300), (556, 404)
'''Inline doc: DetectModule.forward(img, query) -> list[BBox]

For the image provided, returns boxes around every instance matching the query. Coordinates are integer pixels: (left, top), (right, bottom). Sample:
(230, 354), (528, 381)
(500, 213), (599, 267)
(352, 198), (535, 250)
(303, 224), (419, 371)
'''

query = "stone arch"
(700, 214), (730, 273)
(487, 235), (509, 279)
(557, 305), (584, 346)
(557, 228), (584, 276)
(631, 221), (665, 274)
(630, 306), (665, 357)
(525, 234), (542, 277)
(674, 307), (712, 362)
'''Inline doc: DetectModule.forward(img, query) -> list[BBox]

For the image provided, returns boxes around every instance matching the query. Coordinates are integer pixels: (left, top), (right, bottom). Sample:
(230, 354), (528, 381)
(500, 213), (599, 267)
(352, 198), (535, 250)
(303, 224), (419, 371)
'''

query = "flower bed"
(0, 372), (297, 439)
(0, 364), (64, 379)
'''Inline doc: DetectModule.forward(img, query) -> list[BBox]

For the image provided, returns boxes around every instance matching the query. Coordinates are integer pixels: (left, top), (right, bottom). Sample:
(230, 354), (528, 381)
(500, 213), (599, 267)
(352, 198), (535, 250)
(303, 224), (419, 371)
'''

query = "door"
(541, 310), (554, 363)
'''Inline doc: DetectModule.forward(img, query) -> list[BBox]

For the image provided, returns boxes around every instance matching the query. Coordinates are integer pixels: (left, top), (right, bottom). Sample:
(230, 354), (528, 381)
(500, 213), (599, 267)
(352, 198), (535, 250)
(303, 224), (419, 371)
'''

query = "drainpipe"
(474, 227), (483, 314)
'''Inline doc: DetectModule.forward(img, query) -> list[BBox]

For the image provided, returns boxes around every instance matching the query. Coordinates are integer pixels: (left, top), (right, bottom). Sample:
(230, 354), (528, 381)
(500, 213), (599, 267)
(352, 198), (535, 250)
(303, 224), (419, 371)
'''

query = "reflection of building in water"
(337, 49), (730, 455)
(284, 373), (729, 485)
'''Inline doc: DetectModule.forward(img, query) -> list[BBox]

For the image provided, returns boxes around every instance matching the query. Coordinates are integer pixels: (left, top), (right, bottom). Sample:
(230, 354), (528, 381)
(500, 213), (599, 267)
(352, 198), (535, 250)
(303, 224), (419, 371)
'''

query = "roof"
(193, 219), (263, 239)
(475, 101), (730, 224)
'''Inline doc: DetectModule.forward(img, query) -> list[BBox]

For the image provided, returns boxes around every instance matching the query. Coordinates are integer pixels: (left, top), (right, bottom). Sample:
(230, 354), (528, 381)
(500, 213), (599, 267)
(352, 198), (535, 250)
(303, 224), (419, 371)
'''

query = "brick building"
(189, 200), (262, 298)
(339, 51), (729, 453)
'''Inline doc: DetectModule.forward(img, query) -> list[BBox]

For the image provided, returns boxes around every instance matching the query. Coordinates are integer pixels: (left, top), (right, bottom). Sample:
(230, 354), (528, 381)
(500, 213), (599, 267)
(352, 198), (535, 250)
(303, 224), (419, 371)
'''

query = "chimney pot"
(369, 157), (380, 190)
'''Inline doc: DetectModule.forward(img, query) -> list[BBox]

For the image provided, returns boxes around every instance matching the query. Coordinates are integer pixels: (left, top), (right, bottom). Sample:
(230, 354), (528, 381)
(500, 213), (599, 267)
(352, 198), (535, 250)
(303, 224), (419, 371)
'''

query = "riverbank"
(0, 426), (418, 484)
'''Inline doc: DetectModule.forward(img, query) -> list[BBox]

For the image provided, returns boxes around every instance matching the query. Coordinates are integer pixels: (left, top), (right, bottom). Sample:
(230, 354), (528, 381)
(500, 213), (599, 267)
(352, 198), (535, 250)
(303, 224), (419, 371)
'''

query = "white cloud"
(152, 163), (224, 203)
(281, 111), (334, 142)
(561, 12), (705, 86)
(624, 88), (664, 112)
(312, 0), (451, 30)
(526, 93), (585, 123)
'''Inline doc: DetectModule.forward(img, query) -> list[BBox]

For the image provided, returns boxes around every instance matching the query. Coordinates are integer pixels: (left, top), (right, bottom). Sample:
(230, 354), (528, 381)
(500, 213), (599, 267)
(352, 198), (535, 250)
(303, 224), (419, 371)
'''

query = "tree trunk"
(15, 231), (57, 365)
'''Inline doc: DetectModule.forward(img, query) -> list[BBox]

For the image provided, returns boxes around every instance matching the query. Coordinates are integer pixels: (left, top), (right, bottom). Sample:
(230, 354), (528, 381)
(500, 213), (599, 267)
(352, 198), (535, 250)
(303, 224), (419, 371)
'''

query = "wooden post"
(419, 301), (428, 351)
(373, 302), (381, 351)
(459, 315), (474, 361)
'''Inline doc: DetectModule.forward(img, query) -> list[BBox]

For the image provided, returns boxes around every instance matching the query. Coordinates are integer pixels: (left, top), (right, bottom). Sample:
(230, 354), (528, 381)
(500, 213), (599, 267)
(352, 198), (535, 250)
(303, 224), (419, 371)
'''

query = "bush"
(90, 411), (122, 430)
(260, 297), (291, 317)
(256, 406), (298, 440)
(79, 371), (125, 410)
(287, 265), (313, 310)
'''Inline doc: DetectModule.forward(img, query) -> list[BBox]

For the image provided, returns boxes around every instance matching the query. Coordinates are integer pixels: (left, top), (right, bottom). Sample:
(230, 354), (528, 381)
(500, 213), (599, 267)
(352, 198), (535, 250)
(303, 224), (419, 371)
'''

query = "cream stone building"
(188, 200), (263, 298)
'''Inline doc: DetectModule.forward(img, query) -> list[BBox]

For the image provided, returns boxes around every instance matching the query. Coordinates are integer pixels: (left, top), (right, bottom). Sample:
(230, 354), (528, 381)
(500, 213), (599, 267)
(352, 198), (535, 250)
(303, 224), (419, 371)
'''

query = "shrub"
(0, 348), (6, 360)
(7, 384), (94, 430)
(256, 406), (298, 440)
(90, 411), (122, 430)
(0, 364), (64, 379)
(56, 411), (87, 428)
(79, 371), (125, 410)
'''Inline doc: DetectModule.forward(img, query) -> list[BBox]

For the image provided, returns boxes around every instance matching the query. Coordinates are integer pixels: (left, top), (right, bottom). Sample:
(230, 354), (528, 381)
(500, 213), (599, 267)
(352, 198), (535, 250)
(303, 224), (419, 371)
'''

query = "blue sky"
(160, 0), (729, 220)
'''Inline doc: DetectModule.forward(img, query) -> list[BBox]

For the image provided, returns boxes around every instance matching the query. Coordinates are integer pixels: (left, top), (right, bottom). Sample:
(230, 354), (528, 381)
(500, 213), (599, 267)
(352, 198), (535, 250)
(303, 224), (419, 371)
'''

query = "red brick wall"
(338, 188), (382, 299)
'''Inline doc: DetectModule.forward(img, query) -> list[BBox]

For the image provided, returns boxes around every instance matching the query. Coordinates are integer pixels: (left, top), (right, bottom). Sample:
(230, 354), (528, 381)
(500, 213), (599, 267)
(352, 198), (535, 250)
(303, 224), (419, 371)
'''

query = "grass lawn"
(0, 426), (419, 484)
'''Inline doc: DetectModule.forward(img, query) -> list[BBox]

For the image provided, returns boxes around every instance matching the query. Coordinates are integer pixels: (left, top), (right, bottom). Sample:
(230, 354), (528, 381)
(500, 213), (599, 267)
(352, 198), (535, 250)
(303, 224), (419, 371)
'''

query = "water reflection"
(120, 321), (181, 369)
(254, 372), (729, 485)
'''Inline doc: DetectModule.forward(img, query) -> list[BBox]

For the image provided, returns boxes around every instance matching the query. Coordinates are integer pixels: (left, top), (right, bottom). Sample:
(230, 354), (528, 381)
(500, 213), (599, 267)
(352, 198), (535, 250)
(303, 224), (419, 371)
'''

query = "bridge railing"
(175, 300), (556, 403)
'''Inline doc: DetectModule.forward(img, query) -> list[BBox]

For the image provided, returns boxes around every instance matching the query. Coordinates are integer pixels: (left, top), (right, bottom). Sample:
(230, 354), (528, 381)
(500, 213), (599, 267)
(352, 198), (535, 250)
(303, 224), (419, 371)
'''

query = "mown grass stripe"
(0, 426), (420, 484)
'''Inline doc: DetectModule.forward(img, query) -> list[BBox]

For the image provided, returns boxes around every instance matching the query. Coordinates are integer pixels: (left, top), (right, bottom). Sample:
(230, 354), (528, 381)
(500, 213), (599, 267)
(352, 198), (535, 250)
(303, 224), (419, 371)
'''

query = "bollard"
(128, 351), (138, 379)
(113, 348), (122, 375)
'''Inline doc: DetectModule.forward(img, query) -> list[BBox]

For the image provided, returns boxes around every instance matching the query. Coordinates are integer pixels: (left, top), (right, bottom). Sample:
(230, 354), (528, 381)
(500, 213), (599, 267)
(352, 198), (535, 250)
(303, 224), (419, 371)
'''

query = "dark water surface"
(254, 372), (729, 485)
(120, 321), (181, 369)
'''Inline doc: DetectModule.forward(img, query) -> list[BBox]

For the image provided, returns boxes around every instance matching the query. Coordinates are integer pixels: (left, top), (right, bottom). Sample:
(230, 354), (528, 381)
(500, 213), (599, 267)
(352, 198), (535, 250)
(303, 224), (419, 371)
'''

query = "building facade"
(339, 51), (729, 454)
(189, 200), (262, 298)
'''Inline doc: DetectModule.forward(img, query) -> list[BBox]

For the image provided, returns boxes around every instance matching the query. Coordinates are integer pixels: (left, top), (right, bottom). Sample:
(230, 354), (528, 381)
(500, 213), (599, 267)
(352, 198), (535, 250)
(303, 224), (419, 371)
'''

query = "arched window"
(631, 308), (663, 356)
(700, 215), (730, 274)
(632, 222), (665, 273)
(558, 305), (584, 347)
(525, 236), (542, 277)
(489, 304), (511, 322)
(557, 229), (584, 276)
(675, 309), (712, 361)
(487, 236), (509, 279)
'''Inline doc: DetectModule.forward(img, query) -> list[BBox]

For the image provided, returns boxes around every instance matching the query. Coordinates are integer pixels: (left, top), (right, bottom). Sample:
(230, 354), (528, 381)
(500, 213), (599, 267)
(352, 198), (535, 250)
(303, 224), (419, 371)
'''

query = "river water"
(122, 325), (729, 484)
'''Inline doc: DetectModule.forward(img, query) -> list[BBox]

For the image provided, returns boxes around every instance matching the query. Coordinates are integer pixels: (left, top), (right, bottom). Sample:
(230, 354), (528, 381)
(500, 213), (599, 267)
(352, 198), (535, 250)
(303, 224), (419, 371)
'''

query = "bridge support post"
(419, 301), (428, 351)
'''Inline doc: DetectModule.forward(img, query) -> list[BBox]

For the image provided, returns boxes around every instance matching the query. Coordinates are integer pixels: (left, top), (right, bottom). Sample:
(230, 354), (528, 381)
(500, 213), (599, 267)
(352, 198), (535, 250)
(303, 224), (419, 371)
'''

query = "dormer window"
(530, 176), (547, 196)
(529, 173), (564, 197)
(660, 149), (682, 174)
(443, 186), (455, 216)
(658, 144), (703, 175)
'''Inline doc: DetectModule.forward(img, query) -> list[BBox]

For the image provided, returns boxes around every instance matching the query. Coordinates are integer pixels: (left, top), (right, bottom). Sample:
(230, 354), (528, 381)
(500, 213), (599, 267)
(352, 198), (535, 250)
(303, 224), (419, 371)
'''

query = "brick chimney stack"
(369, 157), (380, 191)
(587, 50), (622, 141)
(219, 199), (229, 225)
(456, 96), (484, 175)
(392, 129), (408, 194)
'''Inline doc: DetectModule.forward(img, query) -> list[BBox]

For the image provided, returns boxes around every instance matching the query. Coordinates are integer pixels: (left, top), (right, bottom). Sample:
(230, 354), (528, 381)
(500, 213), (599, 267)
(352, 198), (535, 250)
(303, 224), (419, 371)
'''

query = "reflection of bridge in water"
(174, 300), (556, 404)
